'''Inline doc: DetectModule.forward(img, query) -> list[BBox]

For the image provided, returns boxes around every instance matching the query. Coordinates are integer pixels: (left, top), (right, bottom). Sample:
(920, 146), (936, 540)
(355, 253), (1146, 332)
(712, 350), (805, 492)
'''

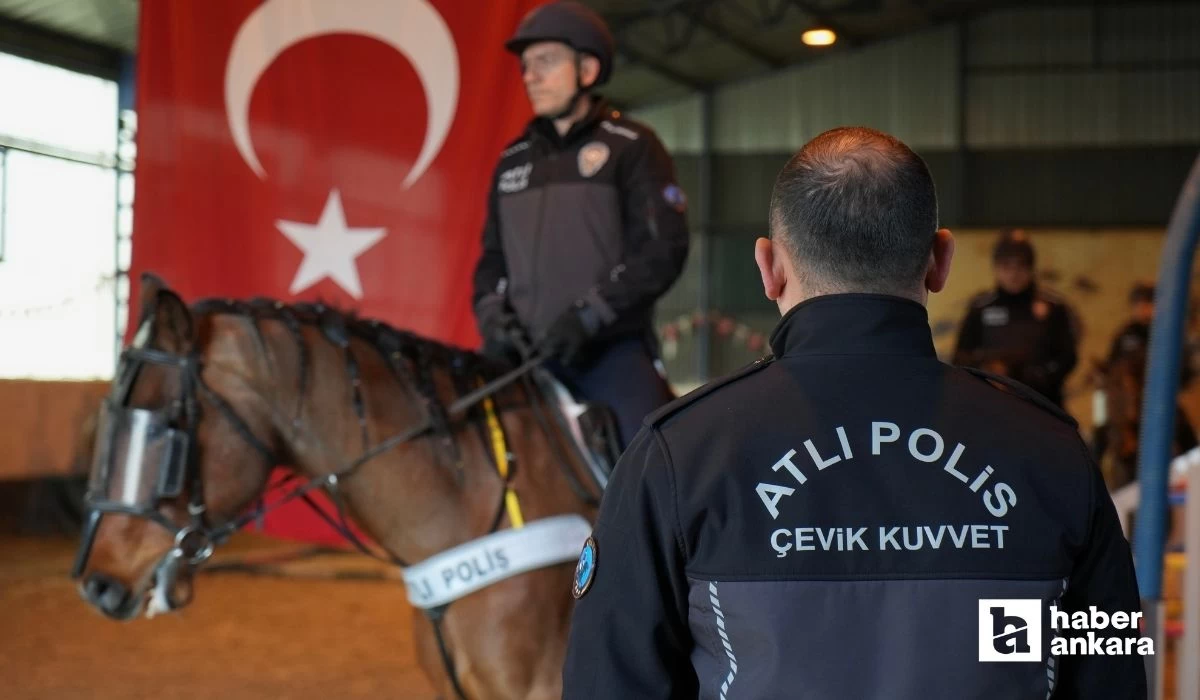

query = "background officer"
(472, 1), (689, 448)
(1095, 280), (1197, 486)
(953, 229), (1080, 408)
(562, 127), (1144, 699)
(1108, 281), (1170, 368)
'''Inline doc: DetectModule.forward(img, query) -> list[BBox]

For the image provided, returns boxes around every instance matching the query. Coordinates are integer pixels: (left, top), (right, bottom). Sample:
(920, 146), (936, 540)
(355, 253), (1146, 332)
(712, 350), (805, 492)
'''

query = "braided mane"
(189, 297), (508, 443)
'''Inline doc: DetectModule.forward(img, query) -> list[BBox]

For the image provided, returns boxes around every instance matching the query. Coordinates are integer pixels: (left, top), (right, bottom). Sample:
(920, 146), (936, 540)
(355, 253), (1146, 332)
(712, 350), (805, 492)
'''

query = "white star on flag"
(276, 189), (386, 299)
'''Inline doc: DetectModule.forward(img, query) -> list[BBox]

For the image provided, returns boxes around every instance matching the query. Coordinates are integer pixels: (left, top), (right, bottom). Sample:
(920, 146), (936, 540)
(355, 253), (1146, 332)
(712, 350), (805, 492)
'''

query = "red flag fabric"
(131, 0), (542, 545)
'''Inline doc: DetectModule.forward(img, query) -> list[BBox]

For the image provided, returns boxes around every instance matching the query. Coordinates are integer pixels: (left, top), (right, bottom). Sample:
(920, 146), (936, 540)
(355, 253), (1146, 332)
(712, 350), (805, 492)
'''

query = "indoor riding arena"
(1, 1), (1198, 698)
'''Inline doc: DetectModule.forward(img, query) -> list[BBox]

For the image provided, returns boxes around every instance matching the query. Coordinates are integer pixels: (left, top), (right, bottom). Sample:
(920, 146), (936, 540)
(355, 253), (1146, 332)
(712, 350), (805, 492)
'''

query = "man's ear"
(578, 54), (601, 89)
(755, 237), (784, 302)
(924, 229), (956, 294)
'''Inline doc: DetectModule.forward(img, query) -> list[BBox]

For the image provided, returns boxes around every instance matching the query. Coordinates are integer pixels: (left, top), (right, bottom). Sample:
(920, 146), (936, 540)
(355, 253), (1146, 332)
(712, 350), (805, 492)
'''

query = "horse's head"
(74, 273), (278, 620)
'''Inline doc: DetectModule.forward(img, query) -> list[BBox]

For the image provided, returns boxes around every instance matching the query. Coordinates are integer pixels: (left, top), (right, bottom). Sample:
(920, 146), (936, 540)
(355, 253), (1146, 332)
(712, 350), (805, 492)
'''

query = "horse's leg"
(437, 568), (574, 700)
(412, 607), (457, 699)
(412, 604), (518, 700)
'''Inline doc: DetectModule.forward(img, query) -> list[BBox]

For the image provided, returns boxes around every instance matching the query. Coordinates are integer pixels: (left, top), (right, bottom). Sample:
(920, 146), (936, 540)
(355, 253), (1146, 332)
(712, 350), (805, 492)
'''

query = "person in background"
(1094, 280), (1197, 486)
(1108, 282), (1178, 371)
(953, 229), (1080, 408)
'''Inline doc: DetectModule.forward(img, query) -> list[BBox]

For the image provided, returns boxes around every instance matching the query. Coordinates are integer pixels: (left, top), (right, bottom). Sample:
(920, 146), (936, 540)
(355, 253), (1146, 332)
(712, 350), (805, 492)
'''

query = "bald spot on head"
(769, 126), (938, 296)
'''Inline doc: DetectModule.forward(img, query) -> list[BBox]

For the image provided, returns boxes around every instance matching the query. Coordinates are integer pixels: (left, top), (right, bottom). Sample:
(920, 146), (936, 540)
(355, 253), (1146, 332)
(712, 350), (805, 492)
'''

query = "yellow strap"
(482, 392), (524, 528)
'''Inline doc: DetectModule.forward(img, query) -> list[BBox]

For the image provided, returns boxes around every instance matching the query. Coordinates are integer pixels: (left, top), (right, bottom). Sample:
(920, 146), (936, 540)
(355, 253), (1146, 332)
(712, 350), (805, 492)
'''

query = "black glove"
(540, 303), (599, 368)
(485, 313), (531, 362)
(476, 295), (529, 363)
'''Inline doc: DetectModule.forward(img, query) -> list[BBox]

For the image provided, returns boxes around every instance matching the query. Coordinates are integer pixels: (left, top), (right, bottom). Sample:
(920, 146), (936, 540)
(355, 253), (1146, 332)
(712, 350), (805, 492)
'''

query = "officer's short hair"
(769, 127), (938, 294)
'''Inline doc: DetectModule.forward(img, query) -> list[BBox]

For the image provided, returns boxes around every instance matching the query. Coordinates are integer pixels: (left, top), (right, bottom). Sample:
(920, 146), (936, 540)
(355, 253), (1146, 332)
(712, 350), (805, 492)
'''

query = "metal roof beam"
(687, 5), (786, 67)
(608, 0), (697, 33)
(661, 10), (703, 53)
(616, 41), (711, 92)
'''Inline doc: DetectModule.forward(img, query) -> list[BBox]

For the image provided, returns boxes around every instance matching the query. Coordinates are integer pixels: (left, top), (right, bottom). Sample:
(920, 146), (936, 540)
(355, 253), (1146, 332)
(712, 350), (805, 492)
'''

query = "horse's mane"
(187, 296), (507, 440)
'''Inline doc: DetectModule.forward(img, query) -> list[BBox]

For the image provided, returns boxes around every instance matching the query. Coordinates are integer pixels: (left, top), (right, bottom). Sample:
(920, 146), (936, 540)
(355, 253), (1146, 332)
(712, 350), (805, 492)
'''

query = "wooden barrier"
(0, 380), (109, 480)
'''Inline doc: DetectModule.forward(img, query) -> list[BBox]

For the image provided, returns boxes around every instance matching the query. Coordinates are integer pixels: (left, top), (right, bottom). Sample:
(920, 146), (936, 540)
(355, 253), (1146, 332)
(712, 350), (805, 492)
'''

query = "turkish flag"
(131, 0), (540, 544)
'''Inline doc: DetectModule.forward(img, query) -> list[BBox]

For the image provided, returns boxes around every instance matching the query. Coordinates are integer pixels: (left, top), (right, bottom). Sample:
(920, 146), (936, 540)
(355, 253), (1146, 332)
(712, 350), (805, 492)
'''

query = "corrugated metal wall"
(711, 26), (960, 152)
(631, 2), (1200, 383)
(627, 94), (704, 153)
(967, 6), (1095, 68)
(966, 5), (1200, 147)
(635, 3), (1200, 153)
(967, 72), (1200, 147)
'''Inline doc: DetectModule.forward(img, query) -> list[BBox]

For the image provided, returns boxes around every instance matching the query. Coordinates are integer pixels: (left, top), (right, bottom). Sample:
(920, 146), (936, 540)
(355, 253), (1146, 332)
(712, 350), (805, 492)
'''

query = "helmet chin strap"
(548, 55), (590, 122)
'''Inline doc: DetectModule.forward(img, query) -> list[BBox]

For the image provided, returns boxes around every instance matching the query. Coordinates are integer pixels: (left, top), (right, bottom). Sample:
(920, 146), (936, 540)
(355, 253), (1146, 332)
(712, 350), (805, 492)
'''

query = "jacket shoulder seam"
(499, 139), (531, 159)
(645, 357), (774, 427)
(960, 367), (1078, 428)
(652, 427), (689, 562)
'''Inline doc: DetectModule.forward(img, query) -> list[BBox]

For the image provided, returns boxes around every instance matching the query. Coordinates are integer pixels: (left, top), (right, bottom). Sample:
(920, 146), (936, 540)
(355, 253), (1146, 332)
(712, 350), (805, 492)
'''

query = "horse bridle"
(73, 339), (603, 699)
(71, 344), (437, 584)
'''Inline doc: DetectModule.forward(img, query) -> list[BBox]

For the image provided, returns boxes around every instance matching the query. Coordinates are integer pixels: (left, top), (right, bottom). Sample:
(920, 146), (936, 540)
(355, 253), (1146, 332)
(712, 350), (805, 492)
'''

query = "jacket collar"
(992, 283), (1036, 305)
(528, 95), (611, 149)
(768, 294), (937, 359)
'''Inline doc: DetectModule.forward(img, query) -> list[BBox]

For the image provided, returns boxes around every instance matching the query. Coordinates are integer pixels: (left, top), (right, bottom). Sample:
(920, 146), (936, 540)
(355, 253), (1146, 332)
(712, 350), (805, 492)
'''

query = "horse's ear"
(153, 290), (194, 352)
(135, 272), (168, 329)
(135, 272), (194, 352)
(138, 272), (167, 305)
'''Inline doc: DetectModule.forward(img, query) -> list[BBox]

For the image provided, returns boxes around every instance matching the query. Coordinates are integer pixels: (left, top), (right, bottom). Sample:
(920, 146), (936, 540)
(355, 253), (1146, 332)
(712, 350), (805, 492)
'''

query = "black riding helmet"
(1130, 280), (1156, 304)
(506, 1), (615, 89)
(992, 228), (1036, 267)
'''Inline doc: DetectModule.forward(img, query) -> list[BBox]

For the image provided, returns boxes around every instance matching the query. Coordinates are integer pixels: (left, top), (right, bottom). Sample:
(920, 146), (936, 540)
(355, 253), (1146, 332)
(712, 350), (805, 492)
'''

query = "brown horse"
(73, 273), (601, 699)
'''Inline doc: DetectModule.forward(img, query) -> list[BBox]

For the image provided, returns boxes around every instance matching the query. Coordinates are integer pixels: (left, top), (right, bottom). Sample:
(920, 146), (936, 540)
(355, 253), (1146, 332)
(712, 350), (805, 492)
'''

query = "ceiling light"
(802, 29), (837, 47)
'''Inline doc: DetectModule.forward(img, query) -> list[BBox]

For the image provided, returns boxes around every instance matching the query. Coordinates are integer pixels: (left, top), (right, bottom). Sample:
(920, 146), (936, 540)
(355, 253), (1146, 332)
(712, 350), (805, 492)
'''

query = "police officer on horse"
(472, 1), (689, 448)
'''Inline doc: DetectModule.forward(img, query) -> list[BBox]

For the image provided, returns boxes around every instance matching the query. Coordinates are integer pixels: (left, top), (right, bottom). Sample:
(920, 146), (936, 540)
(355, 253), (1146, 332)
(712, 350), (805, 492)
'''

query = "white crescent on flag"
(222, 0), (461, 299)
(224, 0), (460, 189)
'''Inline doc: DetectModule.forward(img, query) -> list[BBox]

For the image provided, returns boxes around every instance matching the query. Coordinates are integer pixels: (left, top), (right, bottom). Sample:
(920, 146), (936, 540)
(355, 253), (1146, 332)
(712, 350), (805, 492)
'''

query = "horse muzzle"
(79, 572), (143, 621)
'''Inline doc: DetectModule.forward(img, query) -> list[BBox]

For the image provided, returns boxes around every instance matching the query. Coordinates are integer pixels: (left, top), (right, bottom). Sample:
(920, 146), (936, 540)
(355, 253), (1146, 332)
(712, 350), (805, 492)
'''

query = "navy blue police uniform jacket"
(562, 293), (1145, 700)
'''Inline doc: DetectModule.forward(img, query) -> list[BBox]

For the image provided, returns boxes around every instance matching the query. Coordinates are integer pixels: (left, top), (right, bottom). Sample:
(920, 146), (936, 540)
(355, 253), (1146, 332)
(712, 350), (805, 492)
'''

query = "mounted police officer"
(562, 127), (1144, 698)
(472, 1), (689, 448)
(953, 229), (1081, 408)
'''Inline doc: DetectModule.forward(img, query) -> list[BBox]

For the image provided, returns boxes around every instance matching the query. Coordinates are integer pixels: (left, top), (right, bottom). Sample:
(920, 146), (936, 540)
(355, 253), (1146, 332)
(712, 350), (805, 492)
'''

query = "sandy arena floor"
(0, 532), (1182, 699)
(0, 533), (437, 700)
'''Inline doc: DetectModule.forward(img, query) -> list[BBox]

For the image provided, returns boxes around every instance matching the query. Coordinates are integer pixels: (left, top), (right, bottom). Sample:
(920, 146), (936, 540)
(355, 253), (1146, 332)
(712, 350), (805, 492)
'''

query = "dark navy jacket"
(472, 97), (689, 344)
(563, 294), (1144, 700)
(953, 285), (1079, 407)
